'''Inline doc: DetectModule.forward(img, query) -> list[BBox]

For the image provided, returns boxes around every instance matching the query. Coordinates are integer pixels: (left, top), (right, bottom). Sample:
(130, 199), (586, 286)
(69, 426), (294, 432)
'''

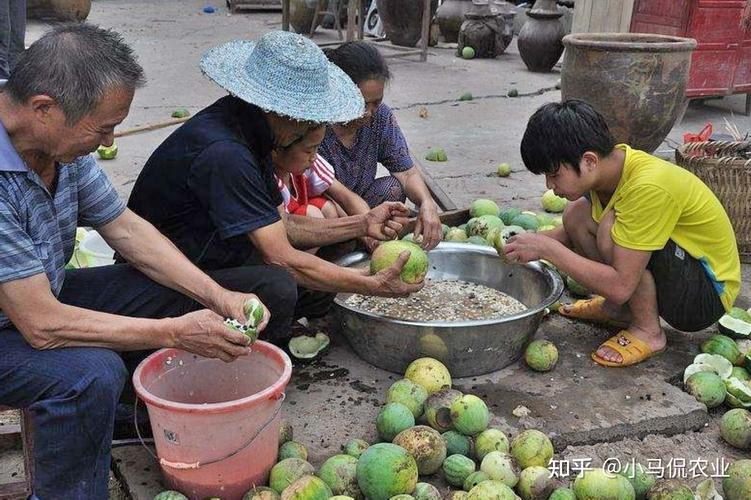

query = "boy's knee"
(562, 197), (591, 227)
(305, 205), (325, 219)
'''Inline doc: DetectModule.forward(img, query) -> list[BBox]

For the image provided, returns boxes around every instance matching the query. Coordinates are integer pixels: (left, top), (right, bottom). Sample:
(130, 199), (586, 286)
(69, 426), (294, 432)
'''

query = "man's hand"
(364, 202), (411, 240)
(172, 309), (253, 363)
(366, 251), (425, 297)
(413, 201), (442, 250)
(360, 236), (381, 254)
(503, 232), (553, 264)
(211, 290), (271, 332)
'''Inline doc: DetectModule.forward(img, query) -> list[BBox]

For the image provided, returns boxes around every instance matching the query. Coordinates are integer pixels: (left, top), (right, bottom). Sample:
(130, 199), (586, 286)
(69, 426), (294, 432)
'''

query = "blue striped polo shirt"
(0, 122), (125, 328)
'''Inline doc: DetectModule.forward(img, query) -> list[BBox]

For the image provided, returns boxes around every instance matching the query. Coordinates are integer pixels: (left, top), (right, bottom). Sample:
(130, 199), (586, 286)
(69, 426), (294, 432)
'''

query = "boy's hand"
(503, 233), (552, 264)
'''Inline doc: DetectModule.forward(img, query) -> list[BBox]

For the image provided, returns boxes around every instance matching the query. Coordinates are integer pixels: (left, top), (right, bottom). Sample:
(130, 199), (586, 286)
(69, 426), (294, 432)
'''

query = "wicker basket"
(675, 141), (751, 263)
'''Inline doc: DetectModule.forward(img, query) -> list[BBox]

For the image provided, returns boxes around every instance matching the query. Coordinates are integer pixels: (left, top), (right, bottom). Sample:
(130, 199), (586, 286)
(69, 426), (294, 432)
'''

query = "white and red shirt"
(276, 154), (336, 213)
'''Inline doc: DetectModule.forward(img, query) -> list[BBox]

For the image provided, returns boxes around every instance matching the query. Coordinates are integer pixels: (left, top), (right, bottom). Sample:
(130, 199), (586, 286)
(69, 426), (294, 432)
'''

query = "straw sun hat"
(200, 31), (365, 124)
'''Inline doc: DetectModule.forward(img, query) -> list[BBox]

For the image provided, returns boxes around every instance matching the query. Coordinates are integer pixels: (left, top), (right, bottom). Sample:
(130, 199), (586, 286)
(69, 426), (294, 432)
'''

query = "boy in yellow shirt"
(505, 100), (740, 367)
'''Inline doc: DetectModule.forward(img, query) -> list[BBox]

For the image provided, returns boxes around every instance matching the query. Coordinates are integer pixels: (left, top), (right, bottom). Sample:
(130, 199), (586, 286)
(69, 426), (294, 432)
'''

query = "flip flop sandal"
(558, 295), (630, 329)
(590, 330), (666, 367)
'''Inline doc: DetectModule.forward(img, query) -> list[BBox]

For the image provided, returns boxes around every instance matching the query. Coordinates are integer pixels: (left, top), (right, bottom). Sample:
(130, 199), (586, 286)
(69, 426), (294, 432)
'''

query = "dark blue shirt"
(127, 97), (282, 270)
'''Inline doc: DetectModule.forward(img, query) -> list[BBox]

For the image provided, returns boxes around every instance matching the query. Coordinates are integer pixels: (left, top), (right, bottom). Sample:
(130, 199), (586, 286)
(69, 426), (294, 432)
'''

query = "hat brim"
(200, 40), (365, 124)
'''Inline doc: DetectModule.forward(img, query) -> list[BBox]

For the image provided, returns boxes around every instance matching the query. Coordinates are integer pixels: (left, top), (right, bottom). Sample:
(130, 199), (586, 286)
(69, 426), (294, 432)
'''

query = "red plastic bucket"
(133, 342), (292, 500)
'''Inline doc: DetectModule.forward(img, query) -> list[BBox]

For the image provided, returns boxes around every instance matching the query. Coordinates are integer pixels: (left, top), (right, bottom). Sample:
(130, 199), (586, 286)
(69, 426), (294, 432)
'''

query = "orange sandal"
(591, 330), (665, 367)
(558, 296), (629, 329)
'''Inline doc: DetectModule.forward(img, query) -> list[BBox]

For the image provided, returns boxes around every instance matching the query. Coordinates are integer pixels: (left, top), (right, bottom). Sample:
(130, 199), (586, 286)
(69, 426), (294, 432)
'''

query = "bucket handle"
(134, 392), (286, 470)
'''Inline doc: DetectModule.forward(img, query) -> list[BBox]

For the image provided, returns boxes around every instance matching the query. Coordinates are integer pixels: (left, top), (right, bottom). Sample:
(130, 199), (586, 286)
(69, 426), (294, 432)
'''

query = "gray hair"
(5, 23), (145, 124)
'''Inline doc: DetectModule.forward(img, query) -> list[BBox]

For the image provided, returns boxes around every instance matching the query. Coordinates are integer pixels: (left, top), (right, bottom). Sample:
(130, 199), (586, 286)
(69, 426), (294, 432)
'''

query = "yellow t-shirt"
(590, 144), (740, 311)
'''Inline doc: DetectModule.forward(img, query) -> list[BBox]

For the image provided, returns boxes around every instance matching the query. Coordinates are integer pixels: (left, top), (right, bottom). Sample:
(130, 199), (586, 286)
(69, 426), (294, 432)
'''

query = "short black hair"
(323, 41), (390, 84)
(520, 100), (616, 175)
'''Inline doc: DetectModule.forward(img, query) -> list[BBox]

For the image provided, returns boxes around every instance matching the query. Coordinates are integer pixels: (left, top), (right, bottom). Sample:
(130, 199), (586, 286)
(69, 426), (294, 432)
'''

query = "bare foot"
(595, 326), (667, 365)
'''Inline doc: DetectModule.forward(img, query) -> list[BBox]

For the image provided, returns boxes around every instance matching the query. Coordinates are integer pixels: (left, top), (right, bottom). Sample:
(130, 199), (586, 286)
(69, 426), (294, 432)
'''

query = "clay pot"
(517, 0), (564, 72)
(27, 0), (90, 21)
(436, 0), (474, 44)
(289, 0), (325, 35)
(561, 33), (697, 152)
(377, 0), (438, 47)
(457, 1), (507, 58)
(490, 0), (516, 47)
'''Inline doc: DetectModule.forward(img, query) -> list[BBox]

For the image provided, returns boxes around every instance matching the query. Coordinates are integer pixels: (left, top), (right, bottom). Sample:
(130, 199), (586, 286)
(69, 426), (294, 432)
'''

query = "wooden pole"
(282, 0), (290, 31)
(420, 0), (431, 62)
(114, 116), (190, 139)
(347, 0), (357, 41)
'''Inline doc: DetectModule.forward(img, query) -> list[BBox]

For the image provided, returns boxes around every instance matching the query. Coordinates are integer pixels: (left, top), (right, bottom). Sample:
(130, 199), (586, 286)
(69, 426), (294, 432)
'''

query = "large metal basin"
(334, 243), (564, 377)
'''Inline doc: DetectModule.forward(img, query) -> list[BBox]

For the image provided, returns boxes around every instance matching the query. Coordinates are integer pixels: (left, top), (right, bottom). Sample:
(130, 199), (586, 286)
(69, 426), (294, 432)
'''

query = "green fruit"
(318, 454), (361, 498)
(720, 408), (751, 449)
(732, 366), (751, 381)
(445, 228), (469, 242)
(549, 488), (576, 500)
(467, 215), (504, 238)
(510, 430), (554, 469)
(425, 148), (448, 162)
(474, 429), (509, 462)
(701, 334), (742, 365)
(443, 454), (476, 487)
(243, 297), (264, 328)
(499, 208), (522, 226)
(329, 497), (355, 500)
(507, 88), (519, 98)
(694, 479), (721, 500)
(441, 224), (450, 237)
(450, 394), (490, 436)
(497, 163), (511, 177)
(685, 371), (726, 408)
(425, 389), (463, 432)
(269, 458), (315, 494)
(451, 492), (469, 500)
(517, 466), (557, 500)
(729, 307), (751, 323)
(725, 378), (751, 407)
(466, 480), (516, 499)
(470, 199), (501, 218)
(646, 480), (693, 499)
(619, 462), (655, 500)
(541, 189), (567, 213)
(510, 213), (539, 231)
(719, 314), (751, 338)
(342, 438), (369, 458)
(153, 492), (188, 500)
(389, 496), (415, 500)
(480, 451), (519, 488)
(371, 241), (429, 284)
(356, 443), (419, 500)
(405, 358), (452, 395)
(96, 143), (118, 160)
(462, 46), (475, 59)
(565, 275), (590, 296)
(243, 486), (281, 500)
(387, 379), (429, 419)
(524, 340), (559, 372)
(419, 333), (449, 360)
(573, 468), (635, 500)
(393, 425), (447, 475)
(288, 332), (330, 359)
(171, 107), (190, 118)
(279, 420), (293, 446)
(463, 471), (490, 492)
(467, 235), (492, 246)
(377, 403), (415, 442)
(443, 430), (474, 457)
(723, 459), (751, 500)
(413, 482), (442, 500)
(278, 441), (308, 461)
(458, 92), (473, 101)
(281, 475), (332, 500)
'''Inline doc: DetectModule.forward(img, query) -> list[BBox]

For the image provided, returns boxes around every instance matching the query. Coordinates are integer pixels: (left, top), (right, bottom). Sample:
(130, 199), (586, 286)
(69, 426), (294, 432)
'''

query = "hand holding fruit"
(171, 309), (251, 363)
(503, 232), (550, 264)
(371, 249), (425, 297)
(214, 290), (270, 335)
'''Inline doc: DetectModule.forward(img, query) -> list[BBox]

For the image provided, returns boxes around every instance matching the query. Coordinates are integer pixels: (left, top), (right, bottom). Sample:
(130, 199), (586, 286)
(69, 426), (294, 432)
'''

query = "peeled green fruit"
(97, 143), (118, 160)
(480, 451), (519, 488)
(356, 443), (419, 500)
(729, 306), (751, 323)
(732, 366), (751, 381)
(445, 228), (469, 242)
(342, 438), (369, 458)
(278, 441), (308, 461)
(443, 430), (474, 457)
(718, 314), (751, 338)
(466, 480), (516, 499)
(619, 462), (655, 500)
(510, 429), (554, 469)
(387, 379), (429, 419)
(413, 482), (442, 500)
(154, 492), (188, 500)
(517, 466), (558, 500)
(524, 340), (559, 372)
(701, 334), (742, 365)
(243, 297), (264, 328)
(474, 429), (509, 462)
(288, 333), (330, 360)
(329, 497), (355, 500)
(371, 241), (429, 284)
(541, 189), (567, 213)
(393, 425), (447, 475)
(377, 403), (415, 442)
(318, 454), (361, 499)
(470, 199), (500, 218)
(463, 471), (490, 491)
(723, 459), (751, 500)
(720, 408), (751, 449)
(281, 475), (332, 500)
(405, 358), (452, 395)
(694, 479), (722, 500)
(497, 163), (511, 177)
(269, 458), (315, 494)
(243, 486), (280, 500)
(645, 480), (693, 499)
(549, 488), (576, 500)
(424, 388), (462, 432)
(450, 394), (489, 436)
(425, 148), (448, 162)
(443, 454), (476, 487)
(685, 371), (726, 409)
(462, 46), (476, 59)
(573, 468), (635, 500)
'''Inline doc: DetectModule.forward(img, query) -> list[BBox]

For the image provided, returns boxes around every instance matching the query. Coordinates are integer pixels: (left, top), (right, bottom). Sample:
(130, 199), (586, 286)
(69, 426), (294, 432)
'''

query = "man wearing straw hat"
(126, 31), (423, 317)
(0, 24), (299, 499)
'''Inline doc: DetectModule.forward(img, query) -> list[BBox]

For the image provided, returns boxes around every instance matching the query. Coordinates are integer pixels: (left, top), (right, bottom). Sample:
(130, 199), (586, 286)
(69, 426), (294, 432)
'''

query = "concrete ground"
(1, 0), (750, 498)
